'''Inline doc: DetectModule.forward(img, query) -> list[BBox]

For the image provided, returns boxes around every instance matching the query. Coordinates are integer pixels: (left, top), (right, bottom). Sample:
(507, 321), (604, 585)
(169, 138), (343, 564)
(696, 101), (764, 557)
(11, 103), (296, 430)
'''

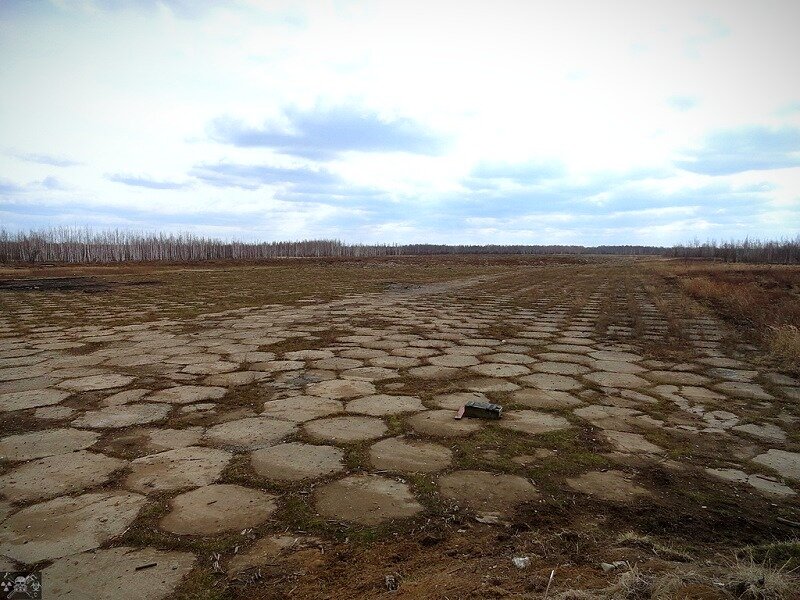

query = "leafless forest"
(668, 237), (800, 264)
(0, 227), (663, 263)
(0, 227), (798, 264)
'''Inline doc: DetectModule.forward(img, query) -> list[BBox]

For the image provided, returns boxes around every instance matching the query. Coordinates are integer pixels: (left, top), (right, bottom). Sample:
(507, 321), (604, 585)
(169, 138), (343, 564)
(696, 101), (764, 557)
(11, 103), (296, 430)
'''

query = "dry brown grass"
(658, 261), (800, 371)
(769, 325), (800, 371)
(723, 556), (797, 600)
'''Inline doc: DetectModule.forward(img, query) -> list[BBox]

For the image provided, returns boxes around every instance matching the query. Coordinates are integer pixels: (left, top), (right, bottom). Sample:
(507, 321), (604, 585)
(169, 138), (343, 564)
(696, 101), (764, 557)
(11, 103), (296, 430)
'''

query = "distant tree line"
(3, 227), (798, 265)
(668, 237), (800, 264)
(0, 227), (667, 264)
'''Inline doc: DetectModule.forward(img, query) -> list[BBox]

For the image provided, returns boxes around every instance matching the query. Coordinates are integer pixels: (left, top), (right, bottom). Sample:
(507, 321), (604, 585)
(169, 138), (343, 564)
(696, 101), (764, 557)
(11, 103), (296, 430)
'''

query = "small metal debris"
(462, 401), (502, 419)
(385, 574), (399, 592)
(134, 562), (157, 571)
(474, 513), (503, 525)
(511, 556), (530, 569)
(600, 561), (628, 572)
(211, 552), (224, 574)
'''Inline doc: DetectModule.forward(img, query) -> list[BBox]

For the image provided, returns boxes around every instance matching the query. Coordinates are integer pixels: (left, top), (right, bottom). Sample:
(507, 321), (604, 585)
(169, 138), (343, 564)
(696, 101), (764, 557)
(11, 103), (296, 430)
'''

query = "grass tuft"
(768, 325), (800, 370)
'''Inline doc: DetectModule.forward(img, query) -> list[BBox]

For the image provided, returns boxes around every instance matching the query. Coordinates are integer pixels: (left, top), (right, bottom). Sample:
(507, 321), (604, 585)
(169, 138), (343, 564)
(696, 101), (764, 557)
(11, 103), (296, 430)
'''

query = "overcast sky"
(1, 0), (799, 245)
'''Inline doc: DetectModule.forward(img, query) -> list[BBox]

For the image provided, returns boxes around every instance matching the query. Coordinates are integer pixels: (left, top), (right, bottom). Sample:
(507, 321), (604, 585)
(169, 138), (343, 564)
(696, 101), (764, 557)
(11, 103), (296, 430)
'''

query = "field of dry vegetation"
(658, 261), (800, 374)
(0, 254), (799, 599)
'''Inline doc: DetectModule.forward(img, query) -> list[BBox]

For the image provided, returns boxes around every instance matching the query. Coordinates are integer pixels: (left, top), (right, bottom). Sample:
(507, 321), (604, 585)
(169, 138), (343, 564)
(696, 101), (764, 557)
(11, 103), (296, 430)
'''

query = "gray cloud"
(106, 173), (192, 190)
(676, 125), (800, 175)
(190, 162), (341, 190)
(13, 152), (82, 167)
(208, 106), (446, 158)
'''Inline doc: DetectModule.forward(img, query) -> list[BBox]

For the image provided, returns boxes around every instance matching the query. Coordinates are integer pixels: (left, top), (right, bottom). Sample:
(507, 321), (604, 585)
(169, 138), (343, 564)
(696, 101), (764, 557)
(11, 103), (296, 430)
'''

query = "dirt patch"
(438, 470), (539, 517)
(566, 469), (652, 502)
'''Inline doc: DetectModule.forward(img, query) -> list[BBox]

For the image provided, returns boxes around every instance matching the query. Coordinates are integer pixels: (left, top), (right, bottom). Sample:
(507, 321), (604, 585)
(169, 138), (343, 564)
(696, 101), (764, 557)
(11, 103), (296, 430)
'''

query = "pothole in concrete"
(0, 491), (146, 563)
(369, 436), (452, 472)
(304, 416), (387, 443)
(315, 474), (423, 524)
(161, 484), (278, 535)
(0, 427), (99, 461)
(345, 394), (425, 416)
(251, 442), (344, 481)
(43, 546), (196, 600)
(126, 446), (232, 494)
(566, 470), (650, 501)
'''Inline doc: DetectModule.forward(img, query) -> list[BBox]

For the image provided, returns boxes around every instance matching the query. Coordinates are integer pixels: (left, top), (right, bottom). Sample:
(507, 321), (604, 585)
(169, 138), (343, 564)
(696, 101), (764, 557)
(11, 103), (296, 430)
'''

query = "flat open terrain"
(1, 256), (799, 599)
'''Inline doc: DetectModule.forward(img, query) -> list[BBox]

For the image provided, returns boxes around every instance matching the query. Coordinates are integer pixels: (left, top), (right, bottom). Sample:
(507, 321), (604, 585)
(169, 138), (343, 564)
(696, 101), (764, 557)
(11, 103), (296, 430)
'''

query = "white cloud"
(1, 0), (798, 243)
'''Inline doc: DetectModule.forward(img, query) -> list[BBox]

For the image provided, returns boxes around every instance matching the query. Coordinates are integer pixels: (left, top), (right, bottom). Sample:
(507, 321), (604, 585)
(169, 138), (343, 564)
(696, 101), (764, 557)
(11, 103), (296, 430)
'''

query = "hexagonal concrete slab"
(160, 484), (278, 535)
(315, 474), (423, 524)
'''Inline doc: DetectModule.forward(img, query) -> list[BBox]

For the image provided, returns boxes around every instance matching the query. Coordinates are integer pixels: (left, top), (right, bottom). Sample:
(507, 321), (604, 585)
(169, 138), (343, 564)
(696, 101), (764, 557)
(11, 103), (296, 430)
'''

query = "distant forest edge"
(0, 228), (798, 264)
